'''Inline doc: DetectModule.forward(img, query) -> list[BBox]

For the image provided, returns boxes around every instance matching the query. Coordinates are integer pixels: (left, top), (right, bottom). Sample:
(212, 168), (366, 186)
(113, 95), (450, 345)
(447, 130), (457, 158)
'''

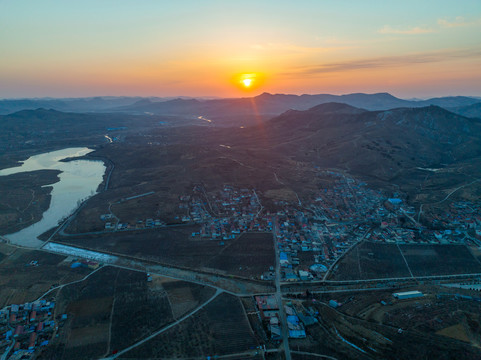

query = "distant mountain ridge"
(1, 92), (480, 118)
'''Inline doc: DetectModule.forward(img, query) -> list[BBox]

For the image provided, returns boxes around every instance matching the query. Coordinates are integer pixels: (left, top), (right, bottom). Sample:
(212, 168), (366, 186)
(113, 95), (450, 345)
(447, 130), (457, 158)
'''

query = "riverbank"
(0, 148), (106, 248)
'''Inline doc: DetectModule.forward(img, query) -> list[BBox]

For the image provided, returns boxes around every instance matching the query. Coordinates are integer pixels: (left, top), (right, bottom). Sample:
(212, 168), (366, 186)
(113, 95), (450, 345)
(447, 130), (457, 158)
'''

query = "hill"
(447, 102), (481, 119)
(3, 93), (479, 124)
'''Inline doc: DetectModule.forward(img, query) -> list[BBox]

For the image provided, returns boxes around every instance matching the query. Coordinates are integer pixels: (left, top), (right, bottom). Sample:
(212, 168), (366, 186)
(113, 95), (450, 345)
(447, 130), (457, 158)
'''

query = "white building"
(393, 290), (423, 300)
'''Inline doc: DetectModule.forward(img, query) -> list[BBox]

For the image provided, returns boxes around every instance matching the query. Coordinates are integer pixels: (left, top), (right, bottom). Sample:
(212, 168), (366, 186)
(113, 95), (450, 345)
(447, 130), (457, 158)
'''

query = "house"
(329, 300), (339, 308)
(280, 252), (289, 265)
(29, 332), (37, 350)
(298, 270), (311, 281)
(287, 315), (306, 338)
(13, 325), (24, 338)
(270, 324), (282, 340)
(393, 291), (424, 300)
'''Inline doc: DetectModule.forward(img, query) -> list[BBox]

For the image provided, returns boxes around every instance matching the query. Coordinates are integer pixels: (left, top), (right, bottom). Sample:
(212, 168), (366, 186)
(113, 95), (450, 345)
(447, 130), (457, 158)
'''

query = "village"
(168, 170), (481, 283)
(0, 299), (60, 359)
(2, 170), (481, 358)
(254, 294), (318, 341)
(0, 258), (101, 360)
(92, 167), (481, 286)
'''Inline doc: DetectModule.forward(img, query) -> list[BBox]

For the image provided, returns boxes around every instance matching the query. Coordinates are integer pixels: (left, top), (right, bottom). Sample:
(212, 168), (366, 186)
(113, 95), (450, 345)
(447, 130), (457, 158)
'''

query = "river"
(0, 148), (106, 247)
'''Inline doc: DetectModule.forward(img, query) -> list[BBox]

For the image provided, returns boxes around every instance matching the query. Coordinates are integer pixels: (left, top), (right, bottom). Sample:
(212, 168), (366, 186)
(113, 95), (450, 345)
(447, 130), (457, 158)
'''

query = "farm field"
(57, 229), (274, 279)
(161, 277), (217, 318)
(0, 243), (90, 308)
(399, 244), (481, 277)
(329, 242), (410, 281)
(330, 242), (481, 281)
(38, 266), (216, 359)
(205, 232), (275, 277)
(121, 293), (259, 359)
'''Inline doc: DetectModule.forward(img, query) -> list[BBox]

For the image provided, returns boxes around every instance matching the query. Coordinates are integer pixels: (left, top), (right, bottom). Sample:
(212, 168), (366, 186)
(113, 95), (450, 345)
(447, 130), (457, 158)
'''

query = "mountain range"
(1, 93), (480, 122)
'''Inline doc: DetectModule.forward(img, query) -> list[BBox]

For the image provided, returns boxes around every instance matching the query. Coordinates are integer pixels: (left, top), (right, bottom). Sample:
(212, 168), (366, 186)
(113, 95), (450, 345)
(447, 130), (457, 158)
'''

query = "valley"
(1, 93), (481, 359)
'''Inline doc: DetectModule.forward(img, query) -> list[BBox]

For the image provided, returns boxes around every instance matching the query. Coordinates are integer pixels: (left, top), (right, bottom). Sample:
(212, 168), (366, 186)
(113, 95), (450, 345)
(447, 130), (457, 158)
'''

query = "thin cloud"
(438, 16), (481, 28)
(286, 48), (481, 75)
(378, 25), (435, 35)
(250, 42), (353, 54)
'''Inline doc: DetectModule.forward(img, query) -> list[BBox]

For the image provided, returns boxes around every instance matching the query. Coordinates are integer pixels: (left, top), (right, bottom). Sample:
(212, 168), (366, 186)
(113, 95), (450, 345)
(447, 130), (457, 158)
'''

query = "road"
(108, 261), (269, 298)
(396, 242), (414, 278)
(323, 229), (371, 281)
(400, 208), (420, 227)
(253, 189), (264, 218)
(283, 286), (397, 295)
(0, 339), (14, 360)
(273, 221), (291, 360)
(291, 351), (338, 360)
(38, 265), (105, 300)
(103, 289), (223, 359)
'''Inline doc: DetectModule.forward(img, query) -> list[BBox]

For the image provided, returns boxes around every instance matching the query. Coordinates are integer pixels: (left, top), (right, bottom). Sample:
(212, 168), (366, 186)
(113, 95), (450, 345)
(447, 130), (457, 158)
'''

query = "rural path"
(283, 286), (396, 295)
(37, 265), (105, 300)
(103, 288), (223, 359)
(253, 189), (264, 218)
(291, 350), (339, 360)
(321, 272), (481, 284)
(400, 207), (420, 227)
(273, 221), (292, 360)
(396, 242), (414, 278)
(1, 339), (15, 360)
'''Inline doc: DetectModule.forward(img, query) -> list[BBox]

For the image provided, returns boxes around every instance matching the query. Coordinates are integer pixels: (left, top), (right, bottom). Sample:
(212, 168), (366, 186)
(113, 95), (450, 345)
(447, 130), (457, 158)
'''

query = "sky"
(1, 0), (481, 98)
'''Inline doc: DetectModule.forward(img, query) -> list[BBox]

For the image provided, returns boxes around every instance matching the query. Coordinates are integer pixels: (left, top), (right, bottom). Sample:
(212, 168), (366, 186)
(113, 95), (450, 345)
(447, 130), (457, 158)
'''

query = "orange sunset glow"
(233, 73), (263, 92)
(2, 2), (481, 358)
(0, 1), (480, 98)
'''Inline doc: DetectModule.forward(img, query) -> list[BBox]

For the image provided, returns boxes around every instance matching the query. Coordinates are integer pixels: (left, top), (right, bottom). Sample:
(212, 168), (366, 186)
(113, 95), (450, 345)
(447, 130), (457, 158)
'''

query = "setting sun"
(232, 72), (264, 93)
(242, 78), (252, 87)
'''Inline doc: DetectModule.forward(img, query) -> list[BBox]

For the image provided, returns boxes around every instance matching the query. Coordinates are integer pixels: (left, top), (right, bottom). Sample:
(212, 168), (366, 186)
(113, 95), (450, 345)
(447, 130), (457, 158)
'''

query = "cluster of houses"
(183, 170), (481, 284)
(371, 199), (481, 246)
(185, 186), (273, 240)
(369, 226), (417, 243)
(272, 172), (389, 281)
(309, 171), (385, 222)
(0, 300), (63, 359)
(427, 202), (481, 229)
(254, 295), (317, 340)
(274, 205), (367, 281)
(424, 201), (481, 246)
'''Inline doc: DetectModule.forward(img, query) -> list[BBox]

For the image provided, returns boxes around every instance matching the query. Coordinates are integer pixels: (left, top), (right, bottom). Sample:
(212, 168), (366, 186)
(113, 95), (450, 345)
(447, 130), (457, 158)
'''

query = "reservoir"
(0, 148), (105, 247)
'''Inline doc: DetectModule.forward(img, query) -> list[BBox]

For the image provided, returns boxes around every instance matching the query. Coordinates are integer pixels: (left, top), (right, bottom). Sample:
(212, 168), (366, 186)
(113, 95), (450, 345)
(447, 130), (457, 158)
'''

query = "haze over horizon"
(1, 0), (481, 99)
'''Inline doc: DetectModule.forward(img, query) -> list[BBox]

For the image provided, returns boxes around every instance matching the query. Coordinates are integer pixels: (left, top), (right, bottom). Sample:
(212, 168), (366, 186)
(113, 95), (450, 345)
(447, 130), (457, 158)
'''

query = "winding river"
(0, 148), (106, 247)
